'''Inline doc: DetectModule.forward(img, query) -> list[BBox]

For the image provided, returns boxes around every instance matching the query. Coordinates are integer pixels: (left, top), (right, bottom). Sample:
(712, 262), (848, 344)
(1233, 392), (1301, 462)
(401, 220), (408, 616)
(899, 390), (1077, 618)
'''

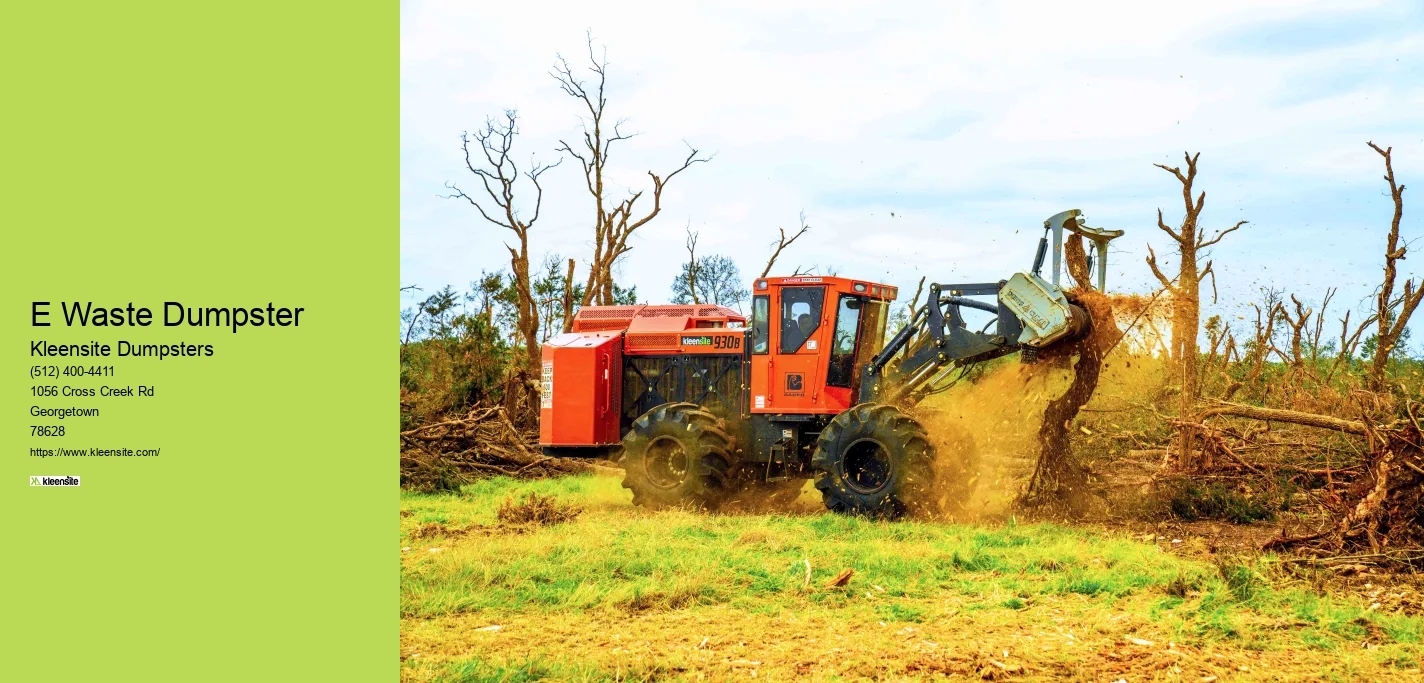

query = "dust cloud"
(914, 361), (1061, 519)
(912, 291), (1163, 520)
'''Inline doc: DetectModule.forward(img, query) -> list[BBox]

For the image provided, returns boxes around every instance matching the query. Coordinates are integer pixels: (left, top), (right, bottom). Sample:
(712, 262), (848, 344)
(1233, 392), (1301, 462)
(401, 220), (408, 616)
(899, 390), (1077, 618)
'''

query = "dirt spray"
(912, 288), (1160, 520)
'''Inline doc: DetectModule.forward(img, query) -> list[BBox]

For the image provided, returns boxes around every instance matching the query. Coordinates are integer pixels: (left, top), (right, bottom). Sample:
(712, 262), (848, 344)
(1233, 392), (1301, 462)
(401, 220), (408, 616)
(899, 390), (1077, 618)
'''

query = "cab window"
(779, 287), (824, 353)
(751, 295), (769, 354)
(827, 295), (862, 387)
(854, 299), (888, 380)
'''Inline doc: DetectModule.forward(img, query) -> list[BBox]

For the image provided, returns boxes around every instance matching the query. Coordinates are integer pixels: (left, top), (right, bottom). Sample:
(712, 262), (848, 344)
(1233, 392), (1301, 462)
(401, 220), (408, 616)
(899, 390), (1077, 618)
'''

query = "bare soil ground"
(403, 595), (1420, 682)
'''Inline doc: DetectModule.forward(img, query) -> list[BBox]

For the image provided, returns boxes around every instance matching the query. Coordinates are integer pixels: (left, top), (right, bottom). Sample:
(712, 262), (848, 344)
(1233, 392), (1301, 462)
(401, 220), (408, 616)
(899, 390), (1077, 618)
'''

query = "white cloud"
(402, 0), (1424, 341)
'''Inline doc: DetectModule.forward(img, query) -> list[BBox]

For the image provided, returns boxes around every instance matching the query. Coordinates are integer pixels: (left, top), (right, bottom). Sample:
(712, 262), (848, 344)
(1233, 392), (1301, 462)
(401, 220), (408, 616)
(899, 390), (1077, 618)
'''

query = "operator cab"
(748, 276), (896, 414)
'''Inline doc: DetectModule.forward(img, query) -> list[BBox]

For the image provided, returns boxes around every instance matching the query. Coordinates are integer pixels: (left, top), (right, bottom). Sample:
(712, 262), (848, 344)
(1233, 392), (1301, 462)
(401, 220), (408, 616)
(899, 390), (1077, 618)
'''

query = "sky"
(401, 0), (1424, 346)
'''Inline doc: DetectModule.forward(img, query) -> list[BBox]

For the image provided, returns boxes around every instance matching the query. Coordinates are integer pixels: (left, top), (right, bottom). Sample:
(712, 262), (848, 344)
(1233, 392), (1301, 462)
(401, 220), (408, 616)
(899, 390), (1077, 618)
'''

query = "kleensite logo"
(31, 475), (81, 487)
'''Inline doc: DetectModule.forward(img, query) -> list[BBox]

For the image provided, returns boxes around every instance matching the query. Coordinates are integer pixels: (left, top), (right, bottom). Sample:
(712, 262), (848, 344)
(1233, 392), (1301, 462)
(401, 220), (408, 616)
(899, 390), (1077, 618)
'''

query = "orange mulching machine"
(539, 210), (1120, 517)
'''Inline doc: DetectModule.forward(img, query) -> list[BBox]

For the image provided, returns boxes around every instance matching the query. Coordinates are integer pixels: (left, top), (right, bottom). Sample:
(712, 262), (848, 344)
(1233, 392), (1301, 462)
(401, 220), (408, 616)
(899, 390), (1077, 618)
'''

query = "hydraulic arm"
(857, 209), (1121, 405)
(858, 280), (1025, 404)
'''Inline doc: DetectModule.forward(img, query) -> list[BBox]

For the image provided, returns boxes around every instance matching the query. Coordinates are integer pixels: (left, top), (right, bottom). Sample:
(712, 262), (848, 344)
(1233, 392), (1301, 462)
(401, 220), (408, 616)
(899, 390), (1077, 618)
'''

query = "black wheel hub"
(644, 436), (690, 489)
(843, 438), (892, 494)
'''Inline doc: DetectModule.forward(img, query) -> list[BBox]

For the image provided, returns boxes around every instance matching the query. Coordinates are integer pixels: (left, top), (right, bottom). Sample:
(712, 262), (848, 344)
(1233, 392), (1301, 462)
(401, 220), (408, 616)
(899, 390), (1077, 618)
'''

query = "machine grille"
(622, 354), (744, 426)
(626, 334), (678, 348)
(636, 307), (695, 317)
(581, 306), (640, 319)
(573, 321), (628, 332)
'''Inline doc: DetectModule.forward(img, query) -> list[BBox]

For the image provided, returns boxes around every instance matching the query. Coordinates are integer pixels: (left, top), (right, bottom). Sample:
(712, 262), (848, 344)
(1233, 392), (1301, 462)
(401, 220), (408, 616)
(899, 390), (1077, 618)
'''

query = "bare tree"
(906, 276), (926, 313)
(400, 285), (424, 347)
(1281, 294), (1312, 368)
(684, 224), (701, 305)
(560, 258), (577, 333)
(1244, 291), (1283, 393)
(760, 212), (812, 278)
(1202, 315), (1229, 380)
(444, 110), (560, 374)
(553, 36), (709, 306)
(1307, 288), (1336, 367)
(1366, 142), (1421, 389)
(1144, 152), (1246, 471)
(899, 275), (927, 345)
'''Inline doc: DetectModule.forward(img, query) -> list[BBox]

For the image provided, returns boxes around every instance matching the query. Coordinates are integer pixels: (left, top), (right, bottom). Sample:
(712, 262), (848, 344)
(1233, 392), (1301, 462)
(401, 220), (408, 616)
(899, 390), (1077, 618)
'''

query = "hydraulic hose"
(939, 295), (998, 314)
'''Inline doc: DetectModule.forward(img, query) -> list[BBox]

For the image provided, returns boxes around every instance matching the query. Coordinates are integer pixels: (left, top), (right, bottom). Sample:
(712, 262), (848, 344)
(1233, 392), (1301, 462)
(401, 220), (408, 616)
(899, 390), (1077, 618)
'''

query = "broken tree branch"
(761, 211), (811, 278)
(1197, 401), (1368, 436)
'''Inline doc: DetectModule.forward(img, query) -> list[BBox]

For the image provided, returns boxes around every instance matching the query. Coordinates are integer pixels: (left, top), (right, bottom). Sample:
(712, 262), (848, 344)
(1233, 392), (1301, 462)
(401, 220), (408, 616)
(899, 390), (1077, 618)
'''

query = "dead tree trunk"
(1021, 288), (1124, 516)
(444, 110), (559, 374)
(1244, 297), (1283, 392)
(1196, 401), (1367, 435)
(1283, 294), (1311, 369)
(1366, 142), (1422, 390)
(1329, 309), (1377, 383)
(560, 258), (577, 333)
(1024, 336), (1102, 514)
(1145, 152), (1246, 471)
(685, 225), (701, 304)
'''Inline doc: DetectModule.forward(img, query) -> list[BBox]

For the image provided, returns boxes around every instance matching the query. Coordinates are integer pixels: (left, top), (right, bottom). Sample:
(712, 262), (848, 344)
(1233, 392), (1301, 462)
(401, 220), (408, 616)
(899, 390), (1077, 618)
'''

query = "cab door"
(767, 285), (826, 412)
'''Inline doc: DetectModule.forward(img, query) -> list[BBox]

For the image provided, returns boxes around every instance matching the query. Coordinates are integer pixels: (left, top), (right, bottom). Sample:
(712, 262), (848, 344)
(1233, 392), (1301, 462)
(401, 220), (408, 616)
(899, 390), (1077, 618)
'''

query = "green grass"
(400, 475), (1424, 681)
(401, 477), (1195, 618)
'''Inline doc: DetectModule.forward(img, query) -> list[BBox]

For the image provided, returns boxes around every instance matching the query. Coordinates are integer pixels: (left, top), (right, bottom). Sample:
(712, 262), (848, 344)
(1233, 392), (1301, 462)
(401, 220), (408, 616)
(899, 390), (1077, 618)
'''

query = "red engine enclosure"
(538, 332), (623, 446)
(538, 304), (744, 448)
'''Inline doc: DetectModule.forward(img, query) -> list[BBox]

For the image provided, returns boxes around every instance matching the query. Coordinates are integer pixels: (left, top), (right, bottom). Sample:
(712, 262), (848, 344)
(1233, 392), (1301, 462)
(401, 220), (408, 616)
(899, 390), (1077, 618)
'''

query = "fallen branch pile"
(1188, 399), (1424, 563)
(399, 405), (613, 492)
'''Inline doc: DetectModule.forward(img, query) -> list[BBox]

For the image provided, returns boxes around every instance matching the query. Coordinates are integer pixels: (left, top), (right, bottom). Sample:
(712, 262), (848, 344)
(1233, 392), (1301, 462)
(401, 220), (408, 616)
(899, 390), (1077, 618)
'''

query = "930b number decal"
(680, 335), (741, 349)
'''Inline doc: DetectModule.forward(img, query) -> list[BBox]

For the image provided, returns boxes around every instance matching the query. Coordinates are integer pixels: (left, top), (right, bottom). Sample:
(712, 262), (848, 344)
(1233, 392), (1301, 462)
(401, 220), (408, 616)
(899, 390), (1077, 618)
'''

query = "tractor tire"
(621, 402), (736, 510)
(812, 404), (936, 519)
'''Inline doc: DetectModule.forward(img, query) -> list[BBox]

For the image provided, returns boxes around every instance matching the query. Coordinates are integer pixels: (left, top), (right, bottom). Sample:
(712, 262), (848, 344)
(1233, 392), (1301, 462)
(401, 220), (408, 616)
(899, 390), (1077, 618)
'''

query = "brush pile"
(1253, 400), (1424, 564)
(496, 491), (583, 526)
(399, 404), (609, 492)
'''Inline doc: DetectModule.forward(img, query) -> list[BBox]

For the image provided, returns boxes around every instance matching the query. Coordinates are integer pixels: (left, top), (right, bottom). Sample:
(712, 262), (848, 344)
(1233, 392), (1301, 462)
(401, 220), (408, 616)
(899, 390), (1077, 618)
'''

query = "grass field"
(400, 475), (1424, 681)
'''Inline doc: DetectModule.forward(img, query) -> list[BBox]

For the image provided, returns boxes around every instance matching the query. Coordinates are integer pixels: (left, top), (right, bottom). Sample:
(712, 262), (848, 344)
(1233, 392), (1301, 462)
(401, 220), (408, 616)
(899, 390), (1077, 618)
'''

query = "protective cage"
(622, 354), (745, 430)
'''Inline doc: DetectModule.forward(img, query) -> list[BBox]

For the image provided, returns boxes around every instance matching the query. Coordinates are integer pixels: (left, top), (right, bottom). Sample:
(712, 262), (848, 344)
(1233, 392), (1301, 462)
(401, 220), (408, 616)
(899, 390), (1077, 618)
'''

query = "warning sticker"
(541, 361), (554, 409)
(754, 395), (766, 409)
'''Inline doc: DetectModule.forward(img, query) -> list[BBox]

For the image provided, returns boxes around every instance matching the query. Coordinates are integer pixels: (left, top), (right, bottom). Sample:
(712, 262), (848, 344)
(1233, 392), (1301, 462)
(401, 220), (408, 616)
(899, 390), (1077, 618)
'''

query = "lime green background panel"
(1, 2), (394, 680)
